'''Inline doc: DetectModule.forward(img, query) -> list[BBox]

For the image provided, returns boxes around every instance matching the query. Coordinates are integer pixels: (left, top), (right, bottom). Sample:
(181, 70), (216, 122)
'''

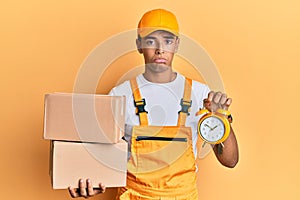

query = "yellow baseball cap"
(138, 9), (179, 38)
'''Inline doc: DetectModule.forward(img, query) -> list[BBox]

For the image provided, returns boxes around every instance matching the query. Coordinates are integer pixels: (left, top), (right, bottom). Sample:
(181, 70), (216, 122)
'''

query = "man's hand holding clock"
(198, 91), (239, 168)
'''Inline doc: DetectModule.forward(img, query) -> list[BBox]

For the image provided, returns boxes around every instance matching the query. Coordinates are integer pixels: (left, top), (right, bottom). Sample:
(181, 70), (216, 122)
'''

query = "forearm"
(213, 126), (239, 168)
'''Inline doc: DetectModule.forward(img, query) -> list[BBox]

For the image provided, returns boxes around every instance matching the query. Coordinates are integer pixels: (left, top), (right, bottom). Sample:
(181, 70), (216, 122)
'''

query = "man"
(69, 8), (239, 199)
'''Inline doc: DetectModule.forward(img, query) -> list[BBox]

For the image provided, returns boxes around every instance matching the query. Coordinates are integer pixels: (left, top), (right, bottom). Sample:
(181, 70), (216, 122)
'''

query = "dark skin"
(204, 91), (239, 168)
(68, 30), (239, 198)
(68, 179), (105, 198)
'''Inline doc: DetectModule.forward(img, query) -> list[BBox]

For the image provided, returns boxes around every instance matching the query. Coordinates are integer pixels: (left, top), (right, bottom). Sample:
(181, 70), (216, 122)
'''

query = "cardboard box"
(50, 140), (128, 189)
(44, 93), (125, 143)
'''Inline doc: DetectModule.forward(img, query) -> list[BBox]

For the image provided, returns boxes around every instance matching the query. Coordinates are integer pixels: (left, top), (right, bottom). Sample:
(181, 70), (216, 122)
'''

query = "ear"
(136, 38), (143, 54)
(174, 37), (180, 53)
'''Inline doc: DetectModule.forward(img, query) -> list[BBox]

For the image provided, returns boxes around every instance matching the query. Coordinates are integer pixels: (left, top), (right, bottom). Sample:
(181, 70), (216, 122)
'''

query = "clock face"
(199, 116), (225, 142)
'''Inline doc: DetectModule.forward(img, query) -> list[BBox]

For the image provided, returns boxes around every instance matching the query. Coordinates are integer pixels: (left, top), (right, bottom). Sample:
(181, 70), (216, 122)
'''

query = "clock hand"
(212, 125), (218, 130)
(204, 124), (213, 130)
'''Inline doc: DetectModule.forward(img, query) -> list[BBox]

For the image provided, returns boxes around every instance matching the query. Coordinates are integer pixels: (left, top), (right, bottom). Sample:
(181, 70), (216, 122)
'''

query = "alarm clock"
(196, 108), (231, 144)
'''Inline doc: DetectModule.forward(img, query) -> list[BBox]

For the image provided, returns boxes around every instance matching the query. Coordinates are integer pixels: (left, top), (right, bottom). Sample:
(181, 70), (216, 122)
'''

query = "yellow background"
(1, 0), (299, 199)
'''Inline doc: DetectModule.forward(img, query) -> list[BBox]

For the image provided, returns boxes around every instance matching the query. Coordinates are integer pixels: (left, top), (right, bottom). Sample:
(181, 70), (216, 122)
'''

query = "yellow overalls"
(116, 77), (198, 200)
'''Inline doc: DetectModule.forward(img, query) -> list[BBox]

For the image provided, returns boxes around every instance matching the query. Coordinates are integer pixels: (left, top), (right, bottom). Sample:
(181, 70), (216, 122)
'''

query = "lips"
(154, 58), (167, 64)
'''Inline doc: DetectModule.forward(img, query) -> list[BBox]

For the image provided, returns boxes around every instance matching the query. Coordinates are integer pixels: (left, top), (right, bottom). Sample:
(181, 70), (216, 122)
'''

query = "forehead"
(144, 30), (176, 39)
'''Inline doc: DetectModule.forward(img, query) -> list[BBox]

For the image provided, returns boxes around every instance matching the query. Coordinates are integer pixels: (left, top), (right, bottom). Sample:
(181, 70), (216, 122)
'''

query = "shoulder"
(176, 73), (210, 93)
(192, 79), (210, 101)
(191, 79), (210, 93)
(178, 73), (211, 100)
(108, 74), (145, 96)
(108, 80), (131, 96)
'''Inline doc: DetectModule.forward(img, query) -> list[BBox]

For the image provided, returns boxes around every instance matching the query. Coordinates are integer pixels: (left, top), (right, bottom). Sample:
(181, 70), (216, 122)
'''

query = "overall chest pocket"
(134, 135), (189, 173)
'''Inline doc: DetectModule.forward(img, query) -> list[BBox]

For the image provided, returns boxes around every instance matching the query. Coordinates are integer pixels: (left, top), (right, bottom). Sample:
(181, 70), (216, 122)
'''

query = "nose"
(155, 49), (164, 55)
(155, 44), (164, 55)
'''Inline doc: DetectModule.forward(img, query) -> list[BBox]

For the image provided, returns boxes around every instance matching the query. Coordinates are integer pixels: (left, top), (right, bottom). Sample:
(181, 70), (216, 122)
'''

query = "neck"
(143, 68), (177, 83)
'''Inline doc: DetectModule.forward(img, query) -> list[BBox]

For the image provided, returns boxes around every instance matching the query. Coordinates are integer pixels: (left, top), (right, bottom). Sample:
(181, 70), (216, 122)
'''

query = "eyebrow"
(144, 36), (156, 40)
(163, 36), (176, 39)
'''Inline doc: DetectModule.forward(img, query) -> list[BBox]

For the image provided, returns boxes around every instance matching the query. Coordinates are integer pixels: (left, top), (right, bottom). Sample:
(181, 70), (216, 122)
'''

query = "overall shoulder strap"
(177, 77), (192, 126)
(130, 78), (148, 126)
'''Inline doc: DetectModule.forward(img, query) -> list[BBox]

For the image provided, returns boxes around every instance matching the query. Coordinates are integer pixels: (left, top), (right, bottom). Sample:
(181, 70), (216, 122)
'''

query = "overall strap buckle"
(134, 98), (148, 115)
(178, 98), (192, 116)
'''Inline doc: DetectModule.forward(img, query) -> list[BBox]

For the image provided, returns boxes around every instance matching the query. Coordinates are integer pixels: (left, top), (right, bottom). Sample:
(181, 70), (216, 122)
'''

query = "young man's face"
(136, 30), (179, 73)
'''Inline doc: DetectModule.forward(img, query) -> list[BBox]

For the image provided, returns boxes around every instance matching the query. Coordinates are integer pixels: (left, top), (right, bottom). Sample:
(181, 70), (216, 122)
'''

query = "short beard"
(145, 63), (171, 73)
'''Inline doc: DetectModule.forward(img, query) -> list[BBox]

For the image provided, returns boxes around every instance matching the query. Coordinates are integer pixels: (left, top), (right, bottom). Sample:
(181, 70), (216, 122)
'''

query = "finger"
(219, 93), (227, 105)
(79, 179), (87, 198)
(93, 183), (106, 195)
(212, 92), (222, 104)
(68, 186), (79, 198)
(204, 91), (215, 111)
(203, 98), (211, 109)
(223, 98), (232, 110)
(99, 183), (106, 193)
(207, 91), (215, 102)
(86, 179), (94, 197)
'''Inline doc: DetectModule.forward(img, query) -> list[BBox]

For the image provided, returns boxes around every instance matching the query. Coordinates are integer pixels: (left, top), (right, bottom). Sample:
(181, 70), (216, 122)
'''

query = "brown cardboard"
(50, 140), (128, 189)
(44, 93), (125, 143)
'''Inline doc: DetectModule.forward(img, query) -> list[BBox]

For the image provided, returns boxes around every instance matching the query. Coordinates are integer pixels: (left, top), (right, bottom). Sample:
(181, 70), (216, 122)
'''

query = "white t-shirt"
(109, 72), (210, 157)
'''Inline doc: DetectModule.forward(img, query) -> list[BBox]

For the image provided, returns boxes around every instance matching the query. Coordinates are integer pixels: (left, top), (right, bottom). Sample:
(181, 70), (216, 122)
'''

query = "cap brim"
(138, 27), (179, 38)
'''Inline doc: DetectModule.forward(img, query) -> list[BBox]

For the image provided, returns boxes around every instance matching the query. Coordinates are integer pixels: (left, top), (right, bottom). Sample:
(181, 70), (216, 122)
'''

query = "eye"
(145, 40), (155, 46)
(165, 39), (174, 45)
